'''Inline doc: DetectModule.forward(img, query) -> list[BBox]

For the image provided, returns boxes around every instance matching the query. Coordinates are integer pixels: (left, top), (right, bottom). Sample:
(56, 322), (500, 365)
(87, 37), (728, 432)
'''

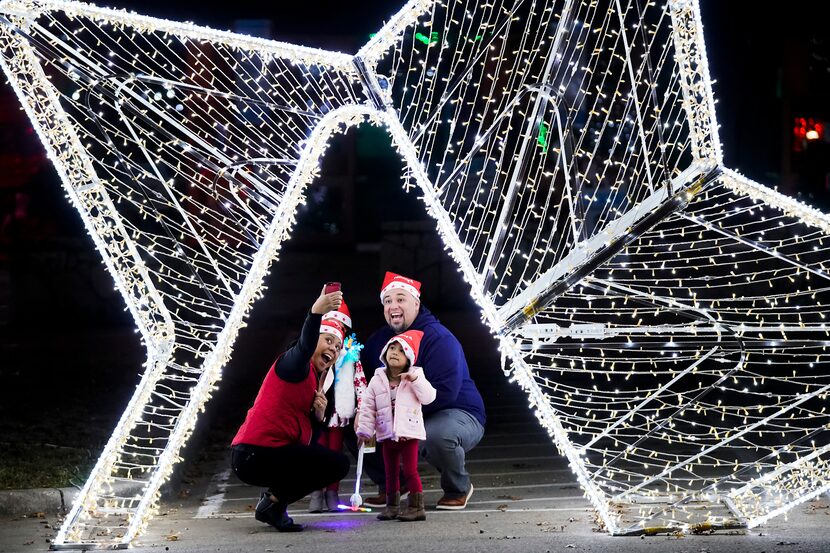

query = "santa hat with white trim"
(380, 330), (424, 367)
(319, 319), (344, 343)
(323, 300), (352, 330)
(379, 271), (421, 302)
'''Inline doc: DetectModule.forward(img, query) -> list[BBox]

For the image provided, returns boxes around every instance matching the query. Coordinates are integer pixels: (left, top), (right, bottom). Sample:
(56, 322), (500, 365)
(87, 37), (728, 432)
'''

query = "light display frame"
(1, 0), (828, 548)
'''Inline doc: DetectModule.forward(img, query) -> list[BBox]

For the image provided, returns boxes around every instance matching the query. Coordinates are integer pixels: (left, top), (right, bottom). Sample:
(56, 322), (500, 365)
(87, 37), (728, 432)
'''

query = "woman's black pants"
(232, 443), (350, 506)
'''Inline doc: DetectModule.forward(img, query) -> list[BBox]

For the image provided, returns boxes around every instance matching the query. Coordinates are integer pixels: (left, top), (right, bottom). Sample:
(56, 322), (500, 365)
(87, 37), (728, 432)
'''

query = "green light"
(537, 121), (550, 153)
(415, 31), (439, 45)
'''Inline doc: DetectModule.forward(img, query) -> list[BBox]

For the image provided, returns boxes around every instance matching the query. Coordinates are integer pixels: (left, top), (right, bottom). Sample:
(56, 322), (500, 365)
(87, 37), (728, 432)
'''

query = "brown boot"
(397, 492), (425, 521)
(376, 492), (400, 520)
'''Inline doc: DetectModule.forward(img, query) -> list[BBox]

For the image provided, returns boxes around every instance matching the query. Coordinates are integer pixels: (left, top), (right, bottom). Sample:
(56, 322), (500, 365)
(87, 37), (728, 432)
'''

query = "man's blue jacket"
(361, 305), (486, 427)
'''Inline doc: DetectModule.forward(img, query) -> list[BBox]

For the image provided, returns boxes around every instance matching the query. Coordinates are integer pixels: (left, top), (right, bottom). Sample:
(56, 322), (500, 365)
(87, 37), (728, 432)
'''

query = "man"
(357, 271), (486, 510)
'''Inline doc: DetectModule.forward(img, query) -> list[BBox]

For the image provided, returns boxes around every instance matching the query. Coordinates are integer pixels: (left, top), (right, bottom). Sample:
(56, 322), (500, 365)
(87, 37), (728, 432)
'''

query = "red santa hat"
(319, 319), (344, 343)
(323, 300), (351, 330)
(380, 330), (424, 367)
(379, 271), (421, 302)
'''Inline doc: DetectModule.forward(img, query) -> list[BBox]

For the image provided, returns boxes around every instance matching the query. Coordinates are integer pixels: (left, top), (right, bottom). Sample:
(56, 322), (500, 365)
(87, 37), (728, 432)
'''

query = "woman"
(231, 285), (351, 532)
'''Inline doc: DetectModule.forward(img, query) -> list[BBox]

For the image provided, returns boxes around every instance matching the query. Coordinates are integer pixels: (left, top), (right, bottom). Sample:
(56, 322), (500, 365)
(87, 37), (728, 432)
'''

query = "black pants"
(231, 443), (350, 506)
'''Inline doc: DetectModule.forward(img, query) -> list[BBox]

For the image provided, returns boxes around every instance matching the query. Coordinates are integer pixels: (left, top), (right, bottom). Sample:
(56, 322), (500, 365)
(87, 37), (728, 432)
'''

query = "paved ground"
(3, 399), (830, 552)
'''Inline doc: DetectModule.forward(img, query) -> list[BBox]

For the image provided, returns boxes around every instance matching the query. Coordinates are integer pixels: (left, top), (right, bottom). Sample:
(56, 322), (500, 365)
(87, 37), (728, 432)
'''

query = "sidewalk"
(0, 487), (77, 518)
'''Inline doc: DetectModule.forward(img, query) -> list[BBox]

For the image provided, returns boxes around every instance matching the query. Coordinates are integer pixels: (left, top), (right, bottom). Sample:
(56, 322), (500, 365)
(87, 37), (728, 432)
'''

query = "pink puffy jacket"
(356, 366), (436, 441)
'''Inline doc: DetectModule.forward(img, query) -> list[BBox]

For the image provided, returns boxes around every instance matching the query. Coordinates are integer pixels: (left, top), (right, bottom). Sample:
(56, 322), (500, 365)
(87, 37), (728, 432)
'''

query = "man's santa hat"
(380, 271), (421, 302)
(323, 300), (352, 330)
(380, 330), (424, 367)
(319, 319), (344, 343)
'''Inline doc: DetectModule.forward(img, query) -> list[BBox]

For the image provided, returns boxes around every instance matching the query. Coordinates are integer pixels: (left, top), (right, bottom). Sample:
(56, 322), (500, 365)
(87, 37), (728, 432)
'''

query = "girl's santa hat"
(323, 300), (352, 330)
(380, 330), (424, 367)
(380, 271), (421, 302)
(319, 319), (344, 343)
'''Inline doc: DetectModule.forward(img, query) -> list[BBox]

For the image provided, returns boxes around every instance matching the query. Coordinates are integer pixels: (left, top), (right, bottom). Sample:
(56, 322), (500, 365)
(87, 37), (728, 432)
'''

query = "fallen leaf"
(497, 504), (508, 512)
(165, 534), (179, 542)
(496, 495), (522, 501)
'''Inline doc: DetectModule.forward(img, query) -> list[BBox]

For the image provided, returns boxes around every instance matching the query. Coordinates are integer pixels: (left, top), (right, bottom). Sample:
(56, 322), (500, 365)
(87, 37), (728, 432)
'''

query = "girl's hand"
(311, 285), (343, 315)
(312, 391), (328, 421)
(401, 372), (419, 382)
(356, 433), (371, 445)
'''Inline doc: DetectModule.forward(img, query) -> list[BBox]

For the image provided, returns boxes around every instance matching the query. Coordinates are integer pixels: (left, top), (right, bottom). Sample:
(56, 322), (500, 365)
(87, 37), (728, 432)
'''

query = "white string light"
(0, 0), (827, 546)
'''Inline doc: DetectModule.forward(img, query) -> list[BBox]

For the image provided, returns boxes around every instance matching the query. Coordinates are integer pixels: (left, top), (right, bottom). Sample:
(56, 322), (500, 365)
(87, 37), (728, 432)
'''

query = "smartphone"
(324, 282), (341, 294)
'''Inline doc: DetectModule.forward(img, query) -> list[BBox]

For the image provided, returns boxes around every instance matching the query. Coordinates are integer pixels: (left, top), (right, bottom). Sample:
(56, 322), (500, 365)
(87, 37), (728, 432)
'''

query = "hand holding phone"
(312, 283), (343, 315)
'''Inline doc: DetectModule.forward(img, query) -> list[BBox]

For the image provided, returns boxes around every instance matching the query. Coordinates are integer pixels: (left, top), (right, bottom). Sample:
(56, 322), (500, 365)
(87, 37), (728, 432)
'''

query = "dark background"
(0, 1), (827, 488)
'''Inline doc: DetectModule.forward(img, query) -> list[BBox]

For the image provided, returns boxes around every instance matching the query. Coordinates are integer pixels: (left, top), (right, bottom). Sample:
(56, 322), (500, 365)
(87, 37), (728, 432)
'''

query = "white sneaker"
(325, 490), (342, 512)
(308, 489), (325, 513)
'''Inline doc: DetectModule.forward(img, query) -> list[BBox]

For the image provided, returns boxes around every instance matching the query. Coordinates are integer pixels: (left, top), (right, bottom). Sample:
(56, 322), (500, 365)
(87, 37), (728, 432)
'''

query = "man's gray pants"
(419, 408), (484, 497)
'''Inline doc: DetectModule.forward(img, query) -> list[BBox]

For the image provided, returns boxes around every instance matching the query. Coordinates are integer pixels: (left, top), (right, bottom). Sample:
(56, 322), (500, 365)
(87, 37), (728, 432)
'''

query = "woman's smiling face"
(312, 331), (342, 373)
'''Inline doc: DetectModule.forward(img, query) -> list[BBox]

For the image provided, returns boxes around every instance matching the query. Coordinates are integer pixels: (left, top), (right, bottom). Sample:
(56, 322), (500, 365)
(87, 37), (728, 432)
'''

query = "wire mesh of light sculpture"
(0, 0), (828, 547)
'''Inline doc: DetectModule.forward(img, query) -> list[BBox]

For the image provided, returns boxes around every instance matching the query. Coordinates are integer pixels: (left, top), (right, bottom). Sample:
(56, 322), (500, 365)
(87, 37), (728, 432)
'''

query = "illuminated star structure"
(1, 0), (828, 547)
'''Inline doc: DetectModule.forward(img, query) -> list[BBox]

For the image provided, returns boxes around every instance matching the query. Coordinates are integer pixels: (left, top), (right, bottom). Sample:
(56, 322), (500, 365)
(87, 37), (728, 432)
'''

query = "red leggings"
(317, 427), (345, 492)
(382, 439), (423, 494)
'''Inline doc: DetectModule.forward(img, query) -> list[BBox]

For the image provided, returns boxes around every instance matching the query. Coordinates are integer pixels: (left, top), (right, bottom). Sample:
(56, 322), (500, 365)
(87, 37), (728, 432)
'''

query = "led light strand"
(0, 0), (827, 546)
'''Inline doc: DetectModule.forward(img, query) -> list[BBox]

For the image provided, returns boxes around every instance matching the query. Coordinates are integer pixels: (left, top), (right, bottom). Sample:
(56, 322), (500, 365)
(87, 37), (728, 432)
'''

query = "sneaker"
(435, 484), (474, 511)
(255, 491), (304, 532)
(364, 487), (409, 507)
(325, 490), (342, 511)
(363, 488), (387, 507)
(308, 490), (325, 513)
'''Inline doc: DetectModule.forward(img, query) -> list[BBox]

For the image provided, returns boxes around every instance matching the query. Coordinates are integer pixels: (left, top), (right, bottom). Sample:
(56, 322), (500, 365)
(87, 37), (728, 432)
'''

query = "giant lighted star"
(1, 0), (828, 547)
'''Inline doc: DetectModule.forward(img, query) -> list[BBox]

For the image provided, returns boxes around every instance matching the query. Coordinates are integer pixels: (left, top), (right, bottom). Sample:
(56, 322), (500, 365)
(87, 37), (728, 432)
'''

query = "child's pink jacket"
(356, 366), (436, 441)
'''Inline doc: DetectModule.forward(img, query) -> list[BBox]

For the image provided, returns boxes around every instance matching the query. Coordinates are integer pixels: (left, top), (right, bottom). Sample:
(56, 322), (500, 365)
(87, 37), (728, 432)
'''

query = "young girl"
(309, 301), (367, 512)
(356, 330), (436, 521)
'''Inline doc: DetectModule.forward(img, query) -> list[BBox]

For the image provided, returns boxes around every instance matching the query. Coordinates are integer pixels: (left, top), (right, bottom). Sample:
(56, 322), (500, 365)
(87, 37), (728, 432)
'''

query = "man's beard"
(388, 318), (408, 333)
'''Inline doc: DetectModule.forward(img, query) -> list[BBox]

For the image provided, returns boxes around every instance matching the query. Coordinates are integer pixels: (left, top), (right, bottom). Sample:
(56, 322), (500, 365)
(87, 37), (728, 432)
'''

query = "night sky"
(93, 0), (828, 198)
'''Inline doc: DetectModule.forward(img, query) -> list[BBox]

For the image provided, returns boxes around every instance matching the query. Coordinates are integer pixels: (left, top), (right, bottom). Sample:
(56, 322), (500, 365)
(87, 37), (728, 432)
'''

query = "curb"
(0, 487), (79, 517)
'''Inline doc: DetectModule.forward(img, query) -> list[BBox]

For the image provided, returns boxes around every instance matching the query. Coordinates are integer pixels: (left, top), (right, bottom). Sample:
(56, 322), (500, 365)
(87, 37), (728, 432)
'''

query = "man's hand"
(311, 285), (343, 315)
(312, 391), (328, 421)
